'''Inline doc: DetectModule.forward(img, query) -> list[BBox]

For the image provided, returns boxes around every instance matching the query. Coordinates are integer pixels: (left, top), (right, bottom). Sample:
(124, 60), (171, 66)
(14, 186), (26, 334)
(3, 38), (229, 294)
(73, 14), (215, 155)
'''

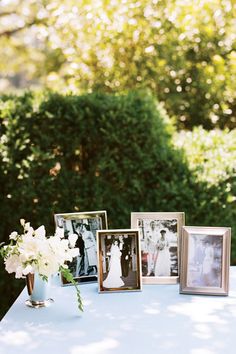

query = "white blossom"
(24, 222), (31, 231)
(55, 227), (64, 239)
(5, 255), (21, 275)
(9, 231), (18, 240)
(22, 264), (34, 275)
(68, 233), (78, 247)
(1, 220), (80, 279)
(34, 225), (46, 239)
(15, 265), (24, 278)
(20, 219), (25, 226)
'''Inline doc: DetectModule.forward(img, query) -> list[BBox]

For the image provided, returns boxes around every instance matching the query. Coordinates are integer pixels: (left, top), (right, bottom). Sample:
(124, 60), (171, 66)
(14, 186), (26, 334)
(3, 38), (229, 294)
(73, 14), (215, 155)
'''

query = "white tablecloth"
(1, 268), (236, 354)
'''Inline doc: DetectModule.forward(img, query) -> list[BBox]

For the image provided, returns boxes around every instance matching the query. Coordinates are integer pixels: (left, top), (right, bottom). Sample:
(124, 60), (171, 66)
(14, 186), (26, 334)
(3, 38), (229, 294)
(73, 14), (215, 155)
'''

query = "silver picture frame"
(97, 229), (142, 293)
(131, 212), (185, 284)
(180, 226), (231, 296)
(54, 211), (108, 284)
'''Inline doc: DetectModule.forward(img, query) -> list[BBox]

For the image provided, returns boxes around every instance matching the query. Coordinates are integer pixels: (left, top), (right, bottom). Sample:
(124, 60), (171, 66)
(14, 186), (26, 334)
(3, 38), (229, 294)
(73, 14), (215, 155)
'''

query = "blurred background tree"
(0, 0), (235, 129)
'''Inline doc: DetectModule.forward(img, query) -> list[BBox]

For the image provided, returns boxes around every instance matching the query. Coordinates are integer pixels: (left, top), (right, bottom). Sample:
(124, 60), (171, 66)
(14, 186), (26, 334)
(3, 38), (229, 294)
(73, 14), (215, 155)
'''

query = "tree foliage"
(0, 0), (235, 129)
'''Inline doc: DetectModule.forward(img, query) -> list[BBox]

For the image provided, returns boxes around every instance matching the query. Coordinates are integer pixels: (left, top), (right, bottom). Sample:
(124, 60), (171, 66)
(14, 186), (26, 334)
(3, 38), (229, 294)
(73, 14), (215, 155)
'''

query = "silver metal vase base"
(25, 298), (54, 308)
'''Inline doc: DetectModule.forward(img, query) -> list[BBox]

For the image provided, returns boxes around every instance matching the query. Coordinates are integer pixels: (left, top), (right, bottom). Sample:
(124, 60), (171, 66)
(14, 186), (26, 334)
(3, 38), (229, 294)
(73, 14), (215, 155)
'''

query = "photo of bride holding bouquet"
(97, 230), (142, 293)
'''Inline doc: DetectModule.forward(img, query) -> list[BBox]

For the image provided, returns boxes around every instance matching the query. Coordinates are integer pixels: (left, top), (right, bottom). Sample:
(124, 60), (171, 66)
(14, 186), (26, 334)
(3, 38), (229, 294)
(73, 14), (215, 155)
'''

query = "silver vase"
(25, 272), (54, 308)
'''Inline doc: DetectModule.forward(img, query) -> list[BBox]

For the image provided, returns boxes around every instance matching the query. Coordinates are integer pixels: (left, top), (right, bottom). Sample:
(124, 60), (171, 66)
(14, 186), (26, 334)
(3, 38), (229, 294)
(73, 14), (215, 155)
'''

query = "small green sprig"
(39, 274), (48, 282)
(0, 242), (14, 259)
(60, 266), (83, 312)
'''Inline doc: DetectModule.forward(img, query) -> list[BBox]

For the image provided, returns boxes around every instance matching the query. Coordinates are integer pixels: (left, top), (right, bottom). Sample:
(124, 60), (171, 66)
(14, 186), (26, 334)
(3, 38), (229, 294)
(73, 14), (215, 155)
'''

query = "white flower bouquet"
(0, 219), (83, 311)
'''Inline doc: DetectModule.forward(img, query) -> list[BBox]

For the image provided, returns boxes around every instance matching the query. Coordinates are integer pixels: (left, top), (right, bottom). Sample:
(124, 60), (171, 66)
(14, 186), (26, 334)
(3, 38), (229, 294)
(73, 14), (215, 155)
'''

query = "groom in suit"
(120, 236), (132, 278)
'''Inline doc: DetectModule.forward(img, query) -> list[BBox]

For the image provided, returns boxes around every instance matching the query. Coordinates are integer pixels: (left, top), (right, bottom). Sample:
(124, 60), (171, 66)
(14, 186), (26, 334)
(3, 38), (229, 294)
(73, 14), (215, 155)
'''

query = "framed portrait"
(180, 226), (231, 296)
(131, 212), (185, 284)
(97, 229), (142, 293)
(54, 211), (108, 284)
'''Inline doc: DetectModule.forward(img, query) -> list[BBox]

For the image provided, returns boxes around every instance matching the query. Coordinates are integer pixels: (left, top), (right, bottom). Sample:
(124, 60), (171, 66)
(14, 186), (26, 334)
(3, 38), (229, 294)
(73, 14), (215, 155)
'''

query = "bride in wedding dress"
(103, 240), (124, 288)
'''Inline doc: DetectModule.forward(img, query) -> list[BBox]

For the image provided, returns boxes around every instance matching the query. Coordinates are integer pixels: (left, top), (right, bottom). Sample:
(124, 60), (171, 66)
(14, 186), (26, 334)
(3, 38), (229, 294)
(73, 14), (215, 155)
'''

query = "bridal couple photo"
(130, 212), (185, 284)
(54, 211), (108, 283)
(97, 230), (142, 292)
(138, 218), (179, 278)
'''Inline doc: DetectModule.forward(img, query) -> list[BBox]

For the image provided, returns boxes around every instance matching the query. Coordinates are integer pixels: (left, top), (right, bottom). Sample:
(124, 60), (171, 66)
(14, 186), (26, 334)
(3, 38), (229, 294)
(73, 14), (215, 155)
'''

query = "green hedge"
(0, 91), (235, 318)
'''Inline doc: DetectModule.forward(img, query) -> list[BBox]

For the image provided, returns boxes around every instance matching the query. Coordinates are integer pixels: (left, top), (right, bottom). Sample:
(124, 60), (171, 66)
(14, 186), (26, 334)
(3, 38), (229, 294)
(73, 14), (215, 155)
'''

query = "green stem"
(60, 266), (83, 312)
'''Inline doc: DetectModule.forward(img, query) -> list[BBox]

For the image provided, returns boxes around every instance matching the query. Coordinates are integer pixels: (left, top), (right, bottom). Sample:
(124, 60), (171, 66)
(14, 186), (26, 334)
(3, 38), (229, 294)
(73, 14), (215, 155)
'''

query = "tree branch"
(0, 11), (17, 17)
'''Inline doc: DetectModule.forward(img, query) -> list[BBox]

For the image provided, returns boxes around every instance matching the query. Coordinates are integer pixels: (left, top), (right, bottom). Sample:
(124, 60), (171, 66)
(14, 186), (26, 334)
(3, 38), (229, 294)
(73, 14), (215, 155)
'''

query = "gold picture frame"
(97, 229), (142, 293)
(131, 212), (185, 284)
(54, 211), (108, 283)
(180, 226), (231, 296)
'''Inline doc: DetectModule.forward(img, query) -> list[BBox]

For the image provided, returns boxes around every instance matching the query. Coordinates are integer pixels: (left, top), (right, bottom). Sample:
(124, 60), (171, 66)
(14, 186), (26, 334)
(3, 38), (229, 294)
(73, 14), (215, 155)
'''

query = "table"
(1, 268), (236, 354)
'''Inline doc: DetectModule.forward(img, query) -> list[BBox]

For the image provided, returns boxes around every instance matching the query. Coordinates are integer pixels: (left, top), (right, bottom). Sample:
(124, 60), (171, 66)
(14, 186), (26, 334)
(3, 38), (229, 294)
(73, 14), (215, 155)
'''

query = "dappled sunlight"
(104, 312), (118, 320)
(190, 349), (216, 354)
(24, 322), (86, 340)
(193, 324), (213, 340)
(0, 330), (32, 346)
(168, 296), (232, 324)
(70, 338), (119, 354)
(1, 278), (236, 353)
(143, 301), (160, 315)
(157, 340), (178, 350)
(119, 321), (134, 331)
(166, 292), (236, 350)
(82, 298), (93, 307)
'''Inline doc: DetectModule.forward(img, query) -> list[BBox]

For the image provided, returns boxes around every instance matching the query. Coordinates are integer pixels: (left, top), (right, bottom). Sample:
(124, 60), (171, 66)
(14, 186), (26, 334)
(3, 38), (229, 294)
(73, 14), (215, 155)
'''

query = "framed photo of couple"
(97, 229), (142, 292)
(131, 212), (185, 284)
(54, 211), (108, 284)
(180, 226), (231, 296)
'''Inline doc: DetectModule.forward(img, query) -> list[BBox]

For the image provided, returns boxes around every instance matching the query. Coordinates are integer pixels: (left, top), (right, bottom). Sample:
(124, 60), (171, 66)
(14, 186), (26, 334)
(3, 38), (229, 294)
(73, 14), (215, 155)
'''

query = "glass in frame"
(180, 226), (231, 296)
(54, 211), (108, 284)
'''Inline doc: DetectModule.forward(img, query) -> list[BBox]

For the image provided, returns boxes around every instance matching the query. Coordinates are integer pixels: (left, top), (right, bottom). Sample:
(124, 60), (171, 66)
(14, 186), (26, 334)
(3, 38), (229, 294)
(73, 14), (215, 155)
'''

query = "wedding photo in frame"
(97, 229), (142, 293)
(180, 226), (231, 296)
(54, 211), (108, 284)
(131, 212), (185, 284)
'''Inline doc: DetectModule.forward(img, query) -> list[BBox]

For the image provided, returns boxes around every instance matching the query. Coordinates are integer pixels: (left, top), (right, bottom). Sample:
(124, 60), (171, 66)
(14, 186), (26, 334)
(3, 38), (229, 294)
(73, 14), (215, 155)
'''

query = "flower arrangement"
(0, 219), (83, 311)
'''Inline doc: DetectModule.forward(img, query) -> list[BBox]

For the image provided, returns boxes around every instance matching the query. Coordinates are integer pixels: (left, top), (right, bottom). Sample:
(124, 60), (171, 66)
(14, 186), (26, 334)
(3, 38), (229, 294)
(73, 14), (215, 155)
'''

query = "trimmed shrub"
(0, 90), (195, 235)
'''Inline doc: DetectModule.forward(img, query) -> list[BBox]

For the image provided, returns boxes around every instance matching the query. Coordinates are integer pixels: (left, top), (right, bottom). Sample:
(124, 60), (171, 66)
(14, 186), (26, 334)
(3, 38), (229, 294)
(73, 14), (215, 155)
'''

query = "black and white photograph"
(187, 234), (223, 288)
(180, 226), (231, 296)
(131, 212), (185, 284)
(54, 211), (108, 283)
(97, 230), (142, 292)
